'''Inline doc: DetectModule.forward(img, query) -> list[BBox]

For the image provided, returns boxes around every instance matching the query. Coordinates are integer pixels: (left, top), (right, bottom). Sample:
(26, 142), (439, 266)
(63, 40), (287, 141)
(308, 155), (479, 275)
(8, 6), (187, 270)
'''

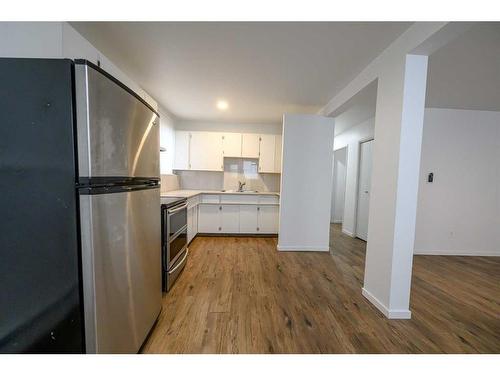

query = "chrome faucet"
(238, 180), (246, 192)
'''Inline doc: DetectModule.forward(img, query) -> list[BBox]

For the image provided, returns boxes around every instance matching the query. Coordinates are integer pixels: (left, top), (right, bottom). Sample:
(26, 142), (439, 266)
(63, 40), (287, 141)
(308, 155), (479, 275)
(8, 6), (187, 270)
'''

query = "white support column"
(362, 54), (428, 319)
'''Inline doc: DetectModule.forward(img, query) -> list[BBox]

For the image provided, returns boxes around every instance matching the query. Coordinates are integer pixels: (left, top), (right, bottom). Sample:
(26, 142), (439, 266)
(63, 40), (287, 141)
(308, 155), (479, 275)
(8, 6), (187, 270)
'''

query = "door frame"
(354, 137), (374, 240)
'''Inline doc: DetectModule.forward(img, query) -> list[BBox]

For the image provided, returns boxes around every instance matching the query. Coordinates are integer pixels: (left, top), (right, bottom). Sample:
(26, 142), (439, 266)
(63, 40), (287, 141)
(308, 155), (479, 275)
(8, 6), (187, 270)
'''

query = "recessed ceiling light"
(216, 99), (229, 111)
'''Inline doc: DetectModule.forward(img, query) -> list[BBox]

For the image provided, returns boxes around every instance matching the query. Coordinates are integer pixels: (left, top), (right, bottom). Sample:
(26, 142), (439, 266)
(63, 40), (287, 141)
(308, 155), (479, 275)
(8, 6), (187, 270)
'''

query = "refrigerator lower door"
(79, 187), (161, 353)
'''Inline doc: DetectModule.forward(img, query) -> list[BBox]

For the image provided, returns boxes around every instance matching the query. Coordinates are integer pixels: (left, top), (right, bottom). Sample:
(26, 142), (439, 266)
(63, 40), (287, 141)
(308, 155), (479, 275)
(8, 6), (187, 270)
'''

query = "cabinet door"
(258, 206), (279, 234)
(193, 205), (198, 236)
(241, 134), (260, 158)
(239, 205), (258, 234)
(222, 133), (242, 157)
(221, 205), (240, 234)
(190, 132), (223, 171)
(198, 205), (221, 233)
(187, 207), (194, 243)
(173, 131), (190, 170)
(274, 135), (282, 173)
(258, 134), (275, 173)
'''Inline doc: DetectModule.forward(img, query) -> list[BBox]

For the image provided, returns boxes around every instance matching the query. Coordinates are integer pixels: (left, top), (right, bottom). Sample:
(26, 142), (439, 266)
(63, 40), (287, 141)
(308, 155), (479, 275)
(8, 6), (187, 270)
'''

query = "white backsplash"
(160, 174), (180, 193)
(174, 158), (281, 192)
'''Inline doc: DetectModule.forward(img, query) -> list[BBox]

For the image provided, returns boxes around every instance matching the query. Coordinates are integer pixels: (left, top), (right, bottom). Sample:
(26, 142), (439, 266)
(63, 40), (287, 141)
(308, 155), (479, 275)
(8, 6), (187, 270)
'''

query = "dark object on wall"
(428, 172), (434, 183)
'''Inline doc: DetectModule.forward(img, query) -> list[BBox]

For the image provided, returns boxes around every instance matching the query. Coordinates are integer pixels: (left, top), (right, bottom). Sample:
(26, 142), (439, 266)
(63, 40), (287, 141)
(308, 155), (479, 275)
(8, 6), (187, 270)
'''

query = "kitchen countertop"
(161, 189), (280, 199)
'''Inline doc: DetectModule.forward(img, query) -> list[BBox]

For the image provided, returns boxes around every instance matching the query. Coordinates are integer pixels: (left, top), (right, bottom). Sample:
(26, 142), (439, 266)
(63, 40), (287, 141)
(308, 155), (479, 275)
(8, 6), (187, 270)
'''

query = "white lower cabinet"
(187, 205), (198, 244)
(221, 205), (240, 233)
(239, 206), (259, 233)
(258, 205), (279, 234)
(197, 198), (279, 235)
(198, 204), (221, 233)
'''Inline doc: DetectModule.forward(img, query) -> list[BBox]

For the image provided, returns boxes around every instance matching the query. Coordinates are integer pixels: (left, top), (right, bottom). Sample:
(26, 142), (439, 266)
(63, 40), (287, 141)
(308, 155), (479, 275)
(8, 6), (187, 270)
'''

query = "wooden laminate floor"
(141, 224), (500, 353)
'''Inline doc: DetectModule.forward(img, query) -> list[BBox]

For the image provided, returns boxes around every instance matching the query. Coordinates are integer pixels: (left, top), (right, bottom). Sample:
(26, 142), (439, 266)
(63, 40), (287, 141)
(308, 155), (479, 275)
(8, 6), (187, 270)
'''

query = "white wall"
(0, 22), (158, 111)
(415, 108), (500, 256)
(159, 107), (176, 175)
(278, 114), (335, 252)
(334, 117), (375, 236)
(331, 148), (347, 223)
(175, 120), (282, 135)
(0, 22), (62, 58)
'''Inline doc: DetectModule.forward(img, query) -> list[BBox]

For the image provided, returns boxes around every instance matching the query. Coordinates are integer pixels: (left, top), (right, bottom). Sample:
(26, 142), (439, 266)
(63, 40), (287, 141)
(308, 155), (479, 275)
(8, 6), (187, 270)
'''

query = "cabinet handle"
(257, 207), (260, 211)
(257, 227), (260, 231)
(219, 206), (222, 210)
(218, 227), (222, 231)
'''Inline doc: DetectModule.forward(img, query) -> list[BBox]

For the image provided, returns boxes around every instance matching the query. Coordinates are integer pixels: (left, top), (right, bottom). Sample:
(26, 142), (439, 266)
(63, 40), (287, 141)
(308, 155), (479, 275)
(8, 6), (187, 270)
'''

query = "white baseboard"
(362, 288), (411, 319)
(341, 228), (355, 237)
(277, 245), (330, 252)
(414, 249), (500, 256)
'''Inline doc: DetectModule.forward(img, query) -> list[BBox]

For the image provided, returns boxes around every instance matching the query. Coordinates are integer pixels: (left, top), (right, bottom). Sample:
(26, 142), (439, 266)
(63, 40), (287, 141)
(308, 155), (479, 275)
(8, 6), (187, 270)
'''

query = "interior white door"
(331, 148), (347, 223)
(356, 140), (374, 241)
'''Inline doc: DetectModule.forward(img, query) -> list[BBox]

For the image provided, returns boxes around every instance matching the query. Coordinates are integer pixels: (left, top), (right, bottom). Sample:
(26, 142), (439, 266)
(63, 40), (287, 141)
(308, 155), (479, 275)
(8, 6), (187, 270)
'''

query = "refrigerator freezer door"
(79, 187), (162, 353)
(75, 62), (160, 179)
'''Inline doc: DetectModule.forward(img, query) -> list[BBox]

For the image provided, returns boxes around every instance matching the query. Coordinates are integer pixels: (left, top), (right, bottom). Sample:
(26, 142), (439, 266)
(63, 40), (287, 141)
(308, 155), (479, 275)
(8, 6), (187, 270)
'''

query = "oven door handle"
(169, 248), (189, 274)
(167, 203), (188, 216)
(169, 224), (188, 243)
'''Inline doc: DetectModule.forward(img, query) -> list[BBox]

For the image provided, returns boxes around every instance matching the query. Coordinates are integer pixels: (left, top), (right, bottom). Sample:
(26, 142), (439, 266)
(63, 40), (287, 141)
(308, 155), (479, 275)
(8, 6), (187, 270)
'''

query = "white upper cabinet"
(190, 132), (223, 171)
(258, 134), (275, 173)
(173, 131), (190, 170)
(241, 134), (260, 158)
(172, 130), (282, 173)
(222, 133), (242, 157)
(274, 135), (283, 173)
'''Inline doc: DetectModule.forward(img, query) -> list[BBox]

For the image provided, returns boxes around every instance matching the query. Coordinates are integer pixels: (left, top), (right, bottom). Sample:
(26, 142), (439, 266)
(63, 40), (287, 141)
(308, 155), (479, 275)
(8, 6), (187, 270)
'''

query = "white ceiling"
(331, 22), (500, 137)
(71, 22), (412, 123)
(426, 22), (500, 111)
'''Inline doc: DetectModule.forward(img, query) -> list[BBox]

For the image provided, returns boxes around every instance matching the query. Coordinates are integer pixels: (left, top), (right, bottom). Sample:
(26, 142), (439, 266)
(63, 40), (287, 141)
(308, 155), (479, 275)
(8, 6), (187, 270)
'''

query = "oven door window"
(169, 227), (187, 266)
(168, 206), (187, 237)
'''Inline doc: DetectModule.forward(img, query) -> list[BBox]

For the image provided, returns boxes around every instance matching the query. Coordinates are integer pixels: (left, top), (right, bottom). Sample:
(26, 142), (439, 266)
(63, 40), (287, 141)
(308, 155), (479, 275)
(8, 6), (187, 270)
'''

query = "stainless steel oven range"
(161, 197), (188, 292)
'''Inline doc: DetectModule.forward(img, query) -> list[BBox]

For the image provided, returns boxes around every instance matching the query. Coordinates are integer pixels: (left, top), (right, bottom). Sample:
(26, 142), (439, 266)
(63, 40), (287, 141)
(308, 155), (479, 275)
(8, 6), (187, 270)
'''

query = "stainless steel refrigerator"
(0, 58), (161, 353)
(75, 60), (162, 353)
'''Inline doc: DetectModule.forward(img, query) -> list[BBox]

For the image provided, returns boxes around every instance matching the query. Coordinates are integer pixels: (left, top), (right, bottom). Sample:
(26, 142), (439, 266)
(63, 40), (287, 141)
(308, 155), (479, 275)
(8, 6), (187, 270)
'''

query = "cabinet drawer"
(220, 194), (258, 204)
(201, 194), (220, 204)
(258, 195), (279, 205)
